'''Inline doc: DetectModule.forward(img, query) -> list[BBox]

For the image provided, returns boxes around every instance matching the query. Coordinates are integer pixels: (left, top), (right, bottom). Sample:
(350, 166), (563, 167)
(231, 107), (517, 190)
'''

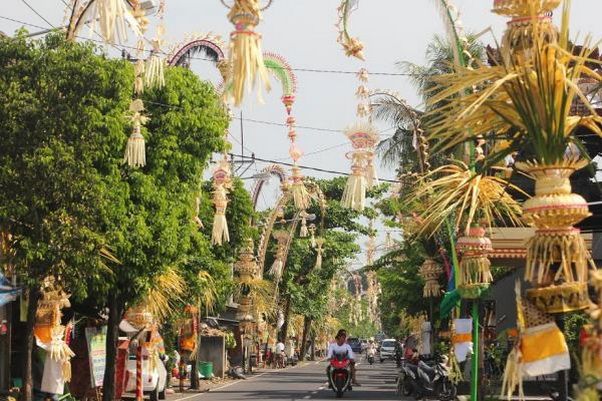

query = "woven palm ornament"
(211, 155), (233, 246)
(516, 159), (593, 313)
(335, 0), (365, 60)
(492, 0), (560, 58)
(223, 0), (272, 106)
(419, 258), (443, 298)
(35, 279), (75, 382)
(456, 226), (493, 299)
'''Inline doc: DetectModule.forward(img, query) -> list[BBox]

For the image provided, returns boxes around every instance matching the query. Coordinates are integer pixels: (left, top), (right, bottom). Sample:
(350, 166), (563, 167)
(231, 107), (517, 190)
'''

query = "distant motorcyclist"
(327, 329), (361, 386)
(366, 339), (377, 358)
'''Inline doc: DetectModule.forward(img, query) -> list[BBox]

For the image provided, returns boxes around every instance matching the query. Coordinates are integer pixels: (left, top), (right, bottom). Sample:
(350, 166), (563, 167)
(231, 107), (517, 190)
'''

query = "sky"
(2, 0), (602, 263)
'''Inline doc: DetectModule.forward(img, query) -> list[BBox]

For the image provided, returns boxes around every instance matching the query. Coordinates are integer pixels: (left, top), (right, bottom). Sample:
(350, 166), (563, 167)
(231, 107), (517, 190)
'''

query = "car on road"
(347, 337), (363, 354)
(379, 338), (397, 362)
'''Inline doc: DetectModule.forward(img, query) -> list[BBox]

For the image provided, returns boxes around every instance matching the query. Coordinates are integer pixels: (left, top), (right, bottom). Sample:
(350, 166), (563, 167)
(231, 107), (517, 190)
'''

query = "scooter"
(328, 355), (352, 398)
(402, 355), (456, 400)
(367, 353), (375, 365)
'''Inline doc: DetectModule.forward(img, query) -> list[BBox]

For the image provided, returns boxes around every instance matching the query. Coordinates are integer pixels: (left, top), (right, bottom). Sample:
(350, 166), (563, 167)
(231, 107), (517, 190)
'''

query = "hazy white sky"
(2, 0), (601, 223)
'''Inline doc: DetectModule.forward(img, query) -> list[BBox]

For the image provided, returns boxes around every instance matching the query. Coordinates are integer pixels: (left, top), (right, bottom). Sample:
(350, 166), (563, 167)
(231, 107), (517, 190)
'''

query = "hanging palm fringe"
(365, 156), (378, 188)
(290, 165), (310, 211)
(134, 59), (145, 95)
(299, 210), (309, 237)
(211, 186), (230, 246)
(516, 159), (594, 314)
(456, 226), (493, 299)
(226, 0), (271, 106)
(211, 156), (232, 246)
(145, 39), (166, 89)
(124, 99), (148, 168)
(419, 258), (442, 298)
(447, 345), (463, 385)
(269, 258), (283, 283)
(314, 238), (324, 270)
(83, 0), (139, 44)
(342, 151), (367, 212)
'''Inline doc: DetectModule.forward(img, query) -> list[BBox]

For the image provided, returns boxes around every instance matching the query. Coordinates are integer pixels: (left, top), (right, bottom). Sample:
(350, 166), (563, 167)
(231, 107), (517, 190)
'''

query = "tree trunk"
(22, 286), (40, 401)
(278, 297), (291, 342)
(299, 316), (312, 361)
(103, 292), (124, 401)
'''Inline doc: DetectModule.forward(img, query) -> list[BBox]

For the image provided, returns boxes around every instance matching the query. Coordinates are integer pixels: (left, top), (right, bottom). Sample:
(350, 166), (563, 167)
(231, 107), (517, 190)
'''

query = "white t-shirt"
(327, 342), (355, 360)
(275, 342), (285, 353)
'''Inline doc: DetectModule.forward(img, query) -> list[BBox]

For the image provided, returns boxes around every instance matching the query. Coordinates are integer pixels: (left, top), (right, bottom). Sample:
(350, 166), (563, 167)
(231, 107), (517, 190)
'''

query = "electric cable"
(1, 14), (419, 77)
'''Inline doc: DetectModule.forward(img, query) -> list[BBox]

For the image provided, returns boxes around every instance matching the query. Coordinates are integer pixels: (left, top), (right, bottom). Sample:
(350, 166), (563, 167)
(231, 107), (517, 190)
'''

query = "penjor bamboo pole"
(136, 345), (143, 401)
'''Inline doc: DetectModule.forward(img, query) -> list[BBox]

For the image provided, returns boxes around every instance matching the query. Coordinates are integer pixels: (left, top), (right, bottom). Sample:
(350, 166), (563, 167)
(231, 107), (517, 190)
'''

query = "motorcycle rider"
(326, 329), (361, 386)
(366, 339), (377, 362)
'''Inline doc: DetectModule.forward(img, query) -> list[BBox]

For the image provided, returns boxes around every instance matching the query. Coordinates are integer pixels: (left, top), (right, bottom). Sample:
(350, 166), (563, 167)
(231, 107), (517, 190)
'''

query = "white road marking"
(317, 386), (324, 390)
(303, 396), (311, 399)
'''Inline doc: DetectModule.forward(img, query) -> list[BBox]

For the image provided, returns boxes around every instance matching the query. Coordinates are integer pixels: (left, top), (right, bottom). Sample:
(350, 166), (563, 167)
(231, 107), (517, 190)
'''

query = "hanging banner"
(85, 326), (107, 387)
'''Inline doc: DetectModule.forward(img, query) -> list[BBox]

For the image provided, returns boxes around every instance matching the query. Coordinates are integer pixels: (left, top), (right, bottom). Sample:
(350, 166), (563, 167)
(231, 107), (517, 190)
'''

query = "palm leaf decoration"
(196, 270), (218, 315)
(425, 2), (602, 165)
(234, 275), (277, 319)
(409, 161), (525, 237)
(143, 266), (185, 322)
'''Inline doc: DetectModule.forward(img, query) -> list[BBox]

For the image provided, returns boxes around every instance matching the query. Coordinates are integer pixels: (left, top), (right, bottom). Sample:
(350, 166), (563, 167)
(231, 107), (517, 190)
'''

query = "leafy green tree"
(0, 32), (133, 400)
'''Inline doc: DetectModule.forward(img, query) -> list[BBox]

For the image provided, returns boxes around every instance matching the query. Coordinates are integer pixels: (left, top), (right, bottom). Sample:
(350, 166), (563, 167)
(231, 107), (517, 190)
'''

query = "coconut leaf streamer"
(409, 161), (525, 237)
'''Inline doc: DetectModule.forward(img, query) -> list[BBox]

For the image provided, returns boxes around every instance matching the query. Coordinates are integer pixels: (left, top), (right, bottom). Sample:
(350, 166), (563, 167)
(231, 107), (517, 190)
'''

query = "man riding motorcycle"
(326, 329), (361, 386)
(366, 339), (376, 363)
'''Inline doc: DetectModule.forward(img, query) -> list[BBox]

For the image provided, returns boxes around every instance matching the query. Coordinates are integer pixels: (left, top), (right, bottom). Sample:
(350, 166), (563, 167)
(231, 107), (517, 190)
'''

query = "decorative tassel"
(456, 226), (493, 299)
(365, 156), (379, 188)
(447, 347), (463, 385)
(211, 156), (232, 246)
(314, 238), (324, 270)
(124, 99), (149, 168)
(211, 186), (230, 246)
(336, 0), (365, 60)
(290, 165), (310, 210)
(226, 0), (271, 106)
(124, 123), (146, 168)
(144, 39), (166, 89)
(299, 211), (309, 238)
(341, 152), (367, 212)
(85, 0), (135, 44)
(501, 346), (524, 400)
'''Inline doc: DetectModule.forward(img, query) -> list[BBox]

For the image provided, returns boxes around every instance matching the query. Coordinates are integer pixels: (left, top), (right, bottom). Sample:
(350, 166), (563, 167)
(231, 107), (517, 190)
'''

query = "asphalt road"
(184, 356), (403, 401)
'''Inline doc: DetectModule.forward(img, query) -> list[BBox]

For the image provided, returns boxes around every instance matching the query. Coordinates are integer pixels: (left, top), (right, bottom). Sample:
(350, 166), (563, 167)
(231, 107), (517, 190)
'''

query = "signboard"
(85, 326), (107, 388)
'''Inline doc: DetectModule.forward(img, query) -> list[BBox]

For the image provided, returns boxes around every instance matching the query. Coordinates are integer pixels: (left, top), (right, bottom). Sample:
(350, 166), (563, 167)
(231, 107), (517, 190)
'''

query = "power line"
(20, 0), (55, 28)
(0, 14), (418, 78)
(230, 153), (400, 183)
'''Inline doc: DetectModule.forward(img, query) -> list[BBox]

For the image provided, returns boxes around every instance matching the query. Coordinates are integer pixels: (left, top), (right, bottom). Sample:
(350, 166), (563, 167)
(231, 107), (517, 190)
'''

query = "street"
(186, 357), (401, 401)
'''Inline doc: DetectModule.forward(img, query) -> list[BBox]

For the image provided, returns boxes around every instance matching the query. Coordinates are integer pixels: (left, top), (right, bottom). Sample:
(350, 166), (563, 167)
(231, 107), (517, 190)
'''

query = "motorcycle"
(399, 355), (456, 400)
(367, 354), (374, 365)
(328, 355), (352, 398)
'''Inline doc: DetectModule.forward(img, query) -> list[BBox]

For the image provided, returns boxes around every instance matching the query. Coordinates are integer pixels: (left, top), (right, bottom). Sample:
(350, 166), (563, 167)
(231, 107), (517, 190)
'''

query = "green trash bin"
(198, 361), (213, 379)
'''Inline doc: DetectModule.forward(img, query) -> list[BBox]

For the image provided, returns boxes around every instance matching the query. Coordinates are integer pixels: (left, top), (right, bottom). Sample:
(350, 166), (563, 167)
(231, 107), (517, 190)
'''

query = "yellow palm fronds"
(425, 3), (602, 165)
(410, 161), (525, 237)
(196, 270), (218, 315)
(143, 266), (185, 322)
(234, 276), (277, 319)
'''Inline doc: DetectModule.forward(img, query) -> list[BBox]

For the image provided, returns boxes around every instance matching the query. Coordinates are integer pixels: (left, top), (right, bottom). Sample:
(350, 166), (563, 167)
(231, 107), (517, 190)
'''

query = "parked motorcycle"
(328, 355), (352, 398)
(399, 355), (456, 400)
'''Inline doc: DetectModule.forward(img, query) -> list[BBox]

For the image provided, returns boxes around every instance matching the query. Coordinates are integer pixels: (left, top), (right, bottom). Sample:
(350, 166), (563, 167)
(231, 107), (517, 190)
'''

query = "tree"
(272, 177), (384, 358)
(0, 32), (133, 401)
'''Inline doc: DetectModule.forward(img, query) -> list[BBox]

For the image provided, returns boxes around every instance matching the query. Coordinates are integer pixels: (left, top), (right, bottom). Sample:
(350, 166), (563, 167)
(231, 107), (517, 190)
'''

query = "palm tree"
(371, 34), (485, 173)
